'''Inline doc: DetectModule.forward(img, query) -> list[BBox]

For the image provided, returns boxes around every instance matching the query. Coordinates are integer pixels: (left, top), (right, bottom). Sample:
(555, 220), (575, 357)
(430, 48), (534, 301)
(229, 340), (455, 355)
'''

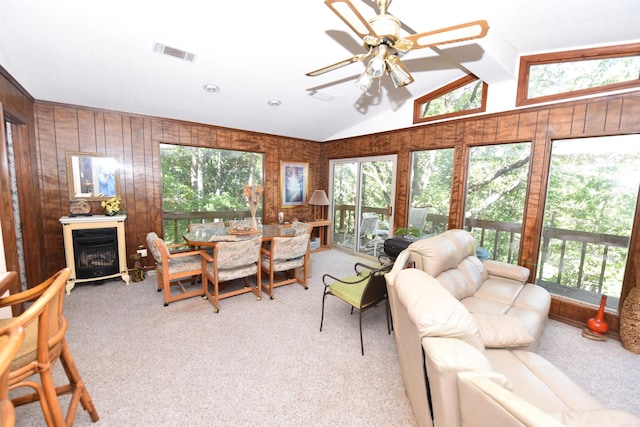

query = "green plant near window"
(394, 226), (421, 238)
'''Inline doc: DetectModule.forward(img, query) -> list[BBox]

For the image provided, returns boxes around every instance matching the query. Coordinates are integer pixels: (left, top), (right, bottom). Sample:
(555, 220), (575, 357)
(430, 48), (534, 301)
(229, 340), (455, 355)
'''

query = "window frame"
(516, 42), (640, 107)
(413, 74), (488, 124)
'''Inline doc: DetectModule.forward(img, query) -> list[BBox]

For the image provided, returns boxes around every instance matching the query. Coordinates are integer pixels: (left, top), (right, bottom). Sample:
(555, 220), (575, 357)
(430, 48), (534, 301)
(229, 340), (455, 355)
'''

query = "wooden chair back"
(0, 268), (99, 425)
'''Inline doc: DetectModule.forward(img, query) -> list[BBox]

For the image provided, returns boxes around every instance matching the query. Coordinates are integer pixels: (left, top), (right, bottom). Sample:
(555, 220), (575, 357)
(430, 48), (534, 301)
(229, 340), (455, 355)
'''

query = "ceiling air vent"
(152, 42), (197, 62)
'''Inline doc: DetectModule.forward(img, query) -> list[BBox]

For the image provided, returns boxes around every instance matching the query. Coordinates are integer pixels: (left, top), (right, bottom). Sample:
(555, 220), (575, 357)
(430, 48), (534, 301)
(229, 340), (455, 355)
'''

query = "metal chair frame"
(320, 262), (393, 355)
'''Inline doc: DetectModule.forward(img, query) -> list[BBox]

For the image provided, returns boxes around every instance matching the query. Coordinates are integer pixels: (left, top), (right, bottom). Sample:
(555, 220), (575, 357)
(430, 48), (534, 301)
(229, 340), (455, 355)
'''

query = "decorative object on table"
(243, 182), (263, 230)
(583, 294), (609, 340)
(101, 196), (121, 216)
(280, 161), (308, 207)
(69, 199), (92, 216)
(308, 189), (330, 220)
(278, 211), (284, 224)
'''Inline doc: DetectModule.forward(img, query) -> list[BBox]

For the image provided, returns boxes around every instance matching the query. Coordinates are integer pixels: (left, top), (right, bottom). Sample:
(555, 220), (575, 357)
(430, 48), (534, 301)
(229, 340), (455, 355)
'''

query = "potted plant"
(101, 196), (121, 216)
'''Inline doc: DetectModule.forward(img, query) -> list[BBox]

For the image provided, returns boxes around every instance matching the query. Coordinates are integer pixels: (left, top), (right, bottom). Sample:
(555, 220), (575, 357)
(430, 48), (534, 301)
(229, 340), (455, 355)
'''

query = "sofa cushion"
(394, 268), (484, 350)
(552, 409), (640, 427)
(483, 259), (530, 282)
(457, 371), (564, 427)
(408, 234), (462, 276)
(485, 349), (603, 414)
(437, 256), (487, 299)
(473, 313), (534, 348)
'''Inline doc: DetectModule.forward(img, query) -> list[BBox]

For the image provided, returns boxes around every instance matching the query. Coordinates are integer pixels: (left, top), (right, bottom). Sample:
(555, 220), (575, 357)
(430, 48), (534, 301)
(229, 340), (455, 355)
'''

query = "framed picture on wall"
(280, 161), (308, 207)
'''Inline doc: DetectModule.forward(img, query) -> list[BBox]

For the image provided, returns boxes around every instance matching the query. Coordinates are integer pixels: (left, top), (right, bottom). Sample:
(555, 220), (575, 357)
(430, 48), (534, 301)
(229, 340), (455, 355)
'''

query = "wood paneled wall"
(33, 102), (323, 280)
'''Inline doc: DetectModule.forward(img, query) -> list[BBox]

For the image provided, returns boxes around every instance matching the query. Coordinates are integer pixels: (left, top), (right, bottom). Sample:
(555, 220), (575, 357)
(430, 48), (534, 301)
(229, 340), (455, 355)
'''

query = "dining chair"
(320, 262), (393, 355)
(291, 221), (311, 236)
(146, 232), (205, 306)
(0, 325), (24, 427)
(260, 233), (310, 299)
(0, 268), (100, 426)
(201, 237), (262, 313)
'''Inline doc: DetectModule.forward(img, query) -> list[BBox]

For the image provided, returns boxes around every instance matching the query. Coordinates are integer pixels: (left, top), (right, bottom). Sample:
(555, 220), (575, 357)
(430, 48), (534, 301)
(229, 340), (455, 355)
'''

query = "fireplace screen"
(72, 228), (119, 279)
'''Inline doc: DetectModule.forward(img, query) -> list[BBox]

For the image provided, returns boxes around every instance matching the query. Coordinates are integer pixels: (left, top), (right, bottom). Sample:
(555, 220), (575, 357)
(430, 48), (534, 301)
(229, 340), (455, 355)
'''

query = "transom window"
(517, 43), (640, 106)
(413, 75), (487, 124)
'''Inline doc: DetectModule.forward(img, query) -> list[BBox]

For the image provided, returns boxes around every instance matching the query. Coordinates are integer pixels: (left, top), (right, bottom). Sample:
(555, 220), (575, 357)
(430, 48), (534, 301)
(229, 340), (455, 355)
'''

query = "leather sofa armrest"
(482, 259), (530, 282)
(457, 371), (564, 427)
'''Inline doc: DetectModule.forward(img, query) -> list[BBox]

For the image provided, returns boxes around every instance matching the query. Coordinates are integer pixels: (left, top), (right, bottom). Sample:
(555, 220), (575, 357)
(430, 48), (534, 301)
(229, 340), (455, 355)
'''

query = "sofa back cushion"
(408, 230), (488, 299)
(394, 268), (485, 351)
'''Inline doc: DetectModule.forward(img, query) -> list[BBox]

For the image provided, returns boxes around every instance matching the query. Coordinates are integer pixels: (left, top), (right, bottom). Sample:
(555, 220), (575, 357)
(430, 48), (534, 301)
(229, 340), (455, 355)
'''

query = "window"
(517, 43), (640, 106)
(537, 135), (640, 309)
(413, 75), (487, 124)
(408, 148), (454, 235)
(160, 144), (264, 244)
(463, 143), (531, 264)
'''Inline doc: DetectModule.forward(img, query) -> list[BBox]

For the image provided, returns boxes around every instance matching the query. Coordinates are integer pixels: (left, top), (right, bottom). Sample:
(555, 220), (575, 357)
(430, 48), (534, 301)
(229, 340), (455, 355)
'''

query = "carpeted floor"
(10, 249), (640, 426)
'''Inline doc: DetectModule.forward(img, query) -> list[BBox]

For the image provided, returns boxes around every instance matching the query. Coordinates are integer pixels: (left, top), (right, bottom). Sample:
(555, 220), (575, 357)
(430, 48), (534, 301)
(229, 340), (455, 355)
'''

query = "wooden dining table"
(183, 224), (294, 248)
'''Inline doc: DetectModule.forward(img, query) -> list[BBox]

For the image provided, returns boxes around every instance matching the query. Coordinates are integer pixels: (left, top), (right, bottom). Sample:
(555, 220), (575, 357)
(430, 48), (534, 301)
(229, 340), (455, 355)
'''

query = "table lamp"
(309, 190), (330, 220)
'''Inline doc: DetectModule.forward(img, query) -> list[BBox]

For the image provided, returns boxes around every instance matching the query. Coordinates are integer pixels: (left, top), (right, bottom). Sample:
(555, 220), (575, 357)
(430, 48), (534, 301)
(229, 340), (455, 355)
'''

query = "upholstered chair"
(260, 233), (310, 299)
(146, 232), (204, 306)
(291, 221), (311, 236)
(201, 237), (262, 313)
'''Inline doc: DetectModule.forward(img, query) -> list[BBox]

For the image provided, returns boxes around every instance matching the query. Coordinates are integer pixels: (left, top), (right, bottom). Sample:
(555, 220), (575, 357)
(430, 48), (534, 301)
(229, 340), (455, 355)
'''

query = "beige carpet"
(10, 250), (639, 426)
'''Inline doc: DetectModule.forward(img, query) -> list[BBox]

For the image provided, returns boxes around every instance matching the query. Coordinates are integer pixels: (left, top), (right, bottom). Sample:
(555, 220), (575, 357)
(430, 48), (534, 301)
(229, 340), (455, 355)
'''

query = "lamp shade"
(309, 190), (330, 206)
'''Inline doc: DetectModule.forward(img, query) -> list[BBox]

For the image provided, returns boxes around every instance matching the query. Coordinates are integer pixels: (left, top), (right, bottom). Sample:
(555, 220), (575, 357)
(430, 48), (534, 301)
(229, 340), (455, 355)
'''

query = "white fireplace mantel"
(59, 215), (130, 293)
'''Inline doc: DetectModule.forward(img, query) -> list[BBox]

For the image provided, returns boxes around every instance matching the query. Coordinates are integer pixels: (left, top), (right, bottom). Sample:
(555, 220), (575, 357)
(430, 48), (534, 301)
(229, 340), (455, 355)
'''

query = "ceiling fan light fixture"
(366, 55), (386, 78)
(386, 55), (414, 88)
(355, 71), (374, 91)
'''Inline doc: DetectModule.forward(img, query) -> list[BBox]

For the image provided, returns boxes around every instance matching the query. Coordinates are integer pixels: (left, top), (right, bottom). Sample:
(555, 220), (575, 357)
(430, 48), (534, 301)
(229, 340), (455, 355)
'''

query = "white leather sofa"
(385, 263), (640, 427)
(395, 229), (550, 351)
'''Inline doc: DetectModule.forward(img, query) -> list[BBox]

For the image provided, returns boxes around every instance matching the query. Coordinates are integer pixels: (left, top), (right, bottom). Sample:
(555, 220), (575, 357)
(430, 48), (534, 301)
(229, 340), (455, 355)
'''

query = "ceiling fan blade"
(306, 54), (369, 76)
(406, 20), (489, 50)
(325, 0), (376, 39)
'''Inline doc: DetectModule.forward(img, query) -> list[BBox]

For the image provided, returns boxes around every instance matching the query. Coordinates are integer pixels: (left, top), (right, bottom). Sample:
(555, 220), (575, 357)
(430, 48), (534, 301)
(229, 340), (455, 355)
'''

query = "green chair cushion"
(329, 274), (369, 308)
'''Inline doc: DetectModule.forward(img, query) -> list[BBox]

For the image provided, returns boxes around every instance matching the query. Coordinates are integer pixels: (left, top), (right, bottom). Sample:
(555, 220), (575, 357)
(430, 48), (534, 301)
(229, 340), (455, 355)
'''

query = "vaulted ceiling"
(1, 0), (639, 142)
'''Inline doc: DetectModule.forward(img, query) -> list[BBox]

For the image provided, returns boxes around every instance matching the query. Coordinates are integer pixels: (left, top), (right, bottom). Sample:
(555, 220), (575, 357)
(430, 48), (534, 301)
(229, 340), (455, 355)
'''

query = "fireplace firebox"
(72, 228), (119, 279)
(60, 215), (130, 293)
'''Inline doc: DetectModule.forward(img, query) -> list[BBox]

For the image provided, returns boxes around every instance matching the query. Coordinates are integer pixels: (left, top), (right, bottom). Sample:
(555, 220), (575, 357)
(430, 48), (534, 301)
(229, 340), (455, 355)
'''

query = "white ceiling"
(1, 0), (639, 142)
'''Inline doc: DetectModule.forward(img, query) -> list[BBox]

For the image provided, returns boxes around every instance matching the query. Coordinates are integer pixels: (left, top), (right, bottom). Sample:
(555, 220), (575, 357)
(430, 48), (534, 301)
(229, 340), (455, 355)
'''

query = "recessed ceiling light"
(203, 84), (219, 93)
(267, 99), (281, 107)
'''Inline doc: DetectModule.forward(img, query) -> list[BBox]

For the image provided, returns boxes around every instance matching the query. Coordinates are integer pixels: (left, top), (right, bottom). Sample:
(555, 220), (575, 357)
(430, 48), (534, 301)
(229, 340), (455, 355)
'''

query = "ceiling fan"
(306, 0), (489, 91)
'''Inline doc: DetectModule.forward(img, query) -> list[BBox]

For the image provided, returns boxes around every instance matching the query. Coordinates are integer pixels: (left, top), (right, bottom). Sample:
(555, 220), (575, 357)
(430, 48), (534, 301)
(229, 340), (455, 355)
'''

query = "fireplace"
(60, 215), (130, 293)
(72, 228), (119, 279)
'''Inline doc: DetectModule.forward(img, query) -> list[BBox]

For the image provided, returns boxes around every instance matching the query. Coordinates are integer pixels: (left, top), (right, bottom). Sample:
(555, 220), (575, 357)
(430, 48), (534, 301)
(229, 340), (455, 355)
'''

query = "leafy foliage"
(420, 79), (483, 118)
(160, 144), (263, 242)
(410, 136), (640, 301)
(528, 56), (640, 98)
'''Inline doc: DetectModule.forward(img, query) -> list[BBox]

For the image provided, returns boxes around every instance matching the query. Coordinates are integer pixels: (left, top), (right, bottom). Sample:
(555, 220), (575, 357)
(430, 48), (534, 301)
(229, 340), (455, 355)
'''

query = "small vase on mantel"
(584, 294), (609, 340)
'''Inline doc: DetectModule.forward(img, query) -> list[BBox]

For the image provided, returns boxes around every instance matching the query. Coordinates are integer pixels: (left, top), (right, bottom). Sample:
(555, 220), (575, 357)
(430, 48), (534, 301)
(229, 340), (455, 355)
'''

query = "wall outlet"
(137, 248), (148, 258)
